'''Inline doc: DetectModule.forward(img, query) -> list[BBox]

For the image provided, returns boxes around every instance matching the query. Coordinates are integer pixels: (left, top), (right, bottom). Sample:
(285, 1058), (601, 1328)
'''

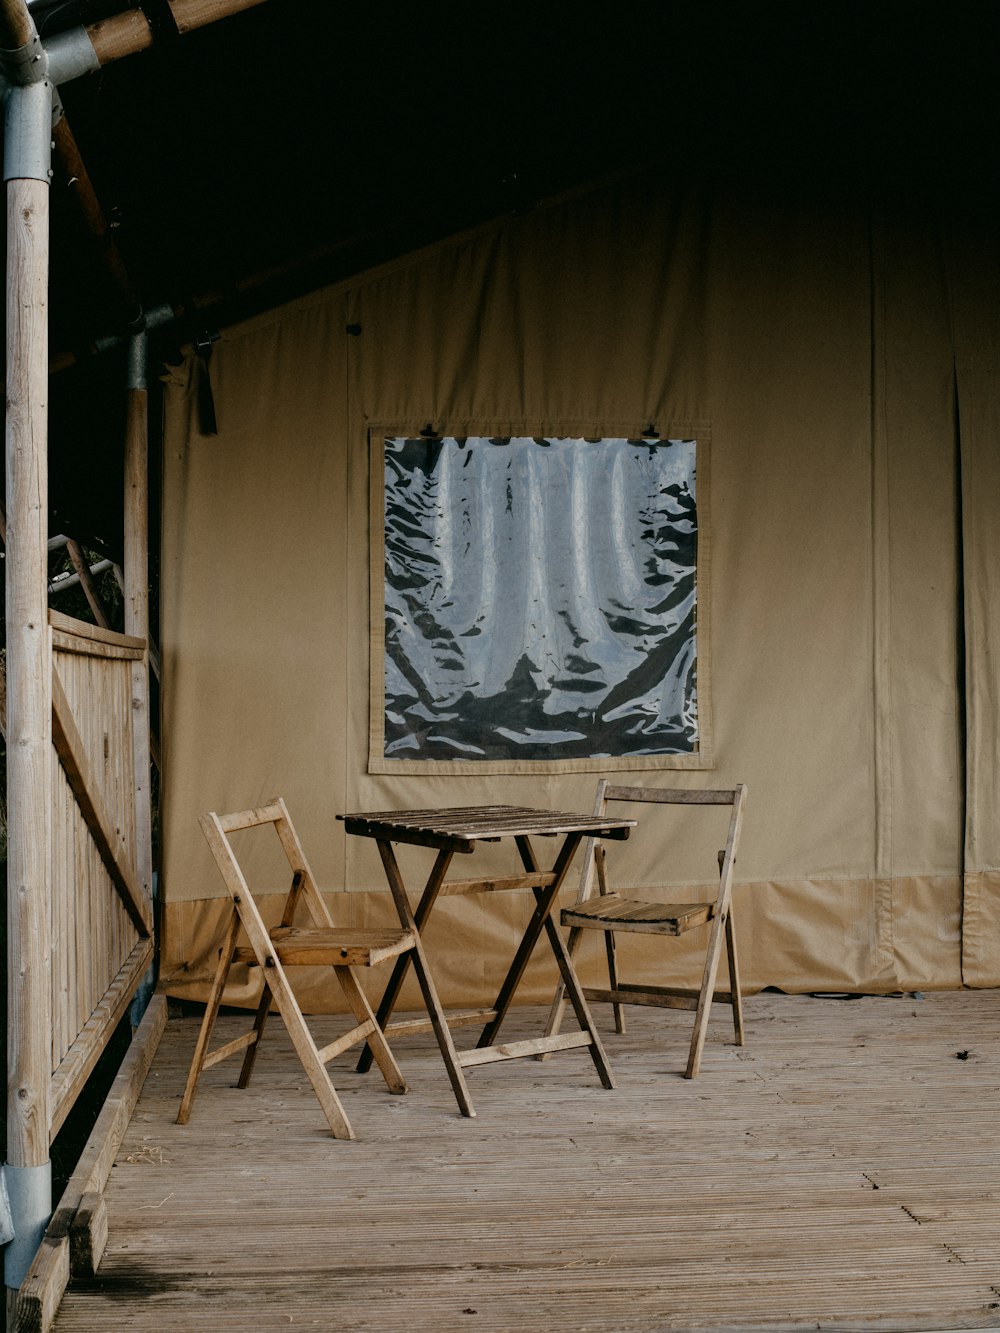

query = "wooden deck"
(52, 988), (1000, 1332)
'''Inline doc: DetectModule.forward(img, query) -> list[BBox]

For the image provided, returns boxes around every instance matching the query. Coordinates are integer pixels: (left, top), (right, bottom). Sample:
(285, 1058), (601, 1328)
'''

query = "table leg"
(476, 832), (581, 1049)
(356, 845), (453, 1074)
(541, 911), (616, 1089)
(376, 839), (476, 1118)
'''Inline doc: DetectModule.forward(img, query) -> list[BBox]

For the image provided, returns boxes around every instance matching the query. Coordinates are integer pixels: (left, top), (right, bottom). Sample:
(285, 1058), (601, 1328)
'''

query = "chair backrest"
(200, 797), (336, 935)
(579, 781), (747, 907)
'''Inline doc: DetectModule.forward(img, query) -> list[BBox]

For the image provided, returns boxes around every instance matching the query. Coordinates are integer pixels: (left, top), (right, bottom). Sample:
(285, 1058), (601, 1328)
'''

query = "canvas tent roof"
(40, 1), (1000, 340)
(37, 1), (1000, 549)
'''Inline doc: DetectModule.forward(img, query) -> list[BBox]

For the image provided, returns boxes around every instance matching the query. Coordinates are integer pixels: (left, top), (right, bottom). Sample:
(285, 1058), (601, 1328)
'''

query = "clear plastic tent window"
(382, 436), (699, 762)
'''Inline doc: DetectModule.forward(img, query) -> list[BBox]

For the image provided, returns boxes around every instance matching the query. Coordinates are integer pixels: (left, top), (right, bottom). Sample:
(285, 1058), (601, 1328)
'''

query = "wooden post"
(124, 331), (155, 1007)
(5, 172), (52, 1183)
(4, 44), (55, 1306)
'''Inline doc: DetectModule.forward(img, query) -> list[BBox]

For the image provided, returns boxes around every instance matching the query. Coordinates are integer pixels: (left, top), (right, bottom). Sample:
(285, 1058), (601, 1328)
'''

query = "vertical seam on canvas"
(869, 204), (895, 975)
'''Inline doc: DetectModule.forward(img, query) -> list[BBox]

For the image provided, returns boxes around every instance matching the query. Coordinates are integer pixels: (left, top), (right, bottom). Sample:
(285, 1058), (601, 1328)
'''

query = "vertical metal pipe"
(125, 331), (156, 1021)
(124, 330), (149, 638)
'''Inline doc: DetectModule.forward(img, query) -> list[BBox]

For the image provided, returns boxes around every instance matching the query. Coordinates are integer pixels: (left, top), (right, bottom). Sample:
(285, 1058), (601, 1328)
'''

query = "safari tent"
(158, 163), (1000, 1009)
(3, 1), (1000, 1328)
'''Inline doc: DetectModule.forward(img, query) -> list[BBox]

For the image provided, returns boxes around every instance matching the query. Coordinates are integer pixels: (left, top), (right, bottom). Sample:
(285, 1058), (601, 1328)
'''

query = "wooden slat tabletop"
(338, 804), (636, 847)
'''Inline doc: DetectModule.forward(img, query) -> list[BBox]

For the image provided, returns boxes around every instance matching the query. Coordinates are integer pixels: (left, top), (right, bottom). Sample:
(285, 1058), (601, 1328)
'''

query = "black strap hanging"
(138, 0), (181, 43)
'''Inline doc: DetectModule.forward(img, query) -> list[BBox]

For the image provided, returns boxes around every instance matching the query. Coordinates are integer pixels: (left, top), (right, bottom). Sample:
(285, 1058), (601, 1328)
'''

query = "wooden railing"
(47, 610), (154, 1139)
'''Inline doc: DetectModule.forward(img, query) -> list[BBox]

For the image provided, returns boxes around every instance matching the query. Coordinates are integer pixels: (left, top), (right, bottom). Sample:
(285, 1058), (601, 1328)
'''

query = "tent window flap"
(373, 434), (707, 770)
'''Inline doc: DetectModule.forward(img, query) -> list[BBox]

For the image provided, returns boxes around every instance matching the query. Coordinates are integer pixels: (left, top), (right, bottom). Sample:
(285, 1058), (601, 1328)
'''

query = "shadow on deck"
(51, 988), (1000, 1332)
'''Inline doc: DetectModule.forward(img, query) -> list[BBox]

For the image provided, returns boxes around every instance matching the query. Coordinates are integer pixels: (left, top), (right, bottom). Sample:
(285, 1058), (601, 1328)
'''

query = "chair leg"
(334, 964), (408, 1095)
(543, 914), (616, 1090)
(594, 844), (626, 1035)
(685, 908), (730, 1080)
(549, 922), (625, 1040)
(542, 924), (582, 1046)
(544, 940), (628, 1042)
(257, 956), (358, 1139)
(176, 907), (241, 1124)
(545, 842), (624, 1045)
(237, 980), (274, 1089)
(725, 905), (744, 1046)
(603, 926), (627, 1035)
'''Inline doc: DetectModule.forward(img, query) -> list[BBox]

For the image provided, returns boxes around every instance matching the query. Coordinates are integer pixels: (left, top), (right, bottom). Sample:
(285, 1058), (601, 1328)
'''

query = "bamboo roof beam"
(89, 0), (269, 66)
(0, 0), (33, 52)
(51, 114), (143, 328)
(45, 0), (269, 84)
(42, 3), (271, 327)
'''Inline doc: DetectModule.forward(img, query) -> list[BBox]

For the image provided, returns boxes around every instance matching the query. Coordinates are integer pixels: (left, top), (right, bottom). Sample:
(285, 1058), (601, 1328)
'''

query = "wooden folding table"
(338, 805), (636, 1117)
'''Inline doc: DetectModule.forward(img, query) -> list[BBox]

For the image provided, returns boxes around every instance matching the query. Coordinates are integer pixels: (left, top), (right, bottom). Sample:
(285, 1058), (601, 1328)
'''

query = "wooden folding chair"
(546, 782), (748, 1078)
(176, 798), (427, 1139)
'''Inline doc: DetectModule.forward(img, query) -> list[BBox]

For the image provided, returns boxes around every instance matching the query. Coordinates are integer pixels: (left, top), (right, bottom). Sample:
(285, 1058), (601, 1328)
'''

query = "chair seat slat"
(563, 894), (714, 933)
(269, 926), (415, 968)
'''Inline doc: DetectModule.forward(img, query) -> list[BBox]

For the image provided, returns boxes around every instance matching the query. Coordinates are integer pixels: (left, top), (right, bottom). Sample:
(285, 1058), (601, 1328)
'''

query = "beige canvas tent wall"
(157, 168), (999, 1012)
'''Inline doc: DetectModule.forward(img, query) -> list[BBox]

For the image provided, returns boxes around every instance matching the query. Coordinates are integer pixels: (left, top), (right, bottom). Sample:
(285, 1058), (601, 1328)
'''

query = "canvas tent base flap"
(158, 170), (993, 1009)
(159, 873), (962, 1014)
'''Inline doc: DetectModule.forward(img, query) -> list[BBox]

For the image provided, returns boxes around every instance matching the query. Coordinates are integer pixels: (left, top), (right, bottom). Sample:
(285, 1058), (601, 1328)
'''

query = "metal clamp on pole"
(3, 76), (52, 182)
(128, 327), (149, 392)
(43, 27), (100, 87)
(1, 26), (53, 184)
(2, 1162), (51, 1290)
(0, 1166), (13, 1246)
(0, 28), (45, 82)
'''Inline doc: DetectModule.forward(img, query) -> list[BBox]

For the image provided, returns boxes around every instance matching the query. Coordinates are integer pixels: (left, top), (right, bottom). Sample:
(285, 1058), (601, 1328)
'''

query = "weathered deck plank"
(52, 989), (1000, 1332)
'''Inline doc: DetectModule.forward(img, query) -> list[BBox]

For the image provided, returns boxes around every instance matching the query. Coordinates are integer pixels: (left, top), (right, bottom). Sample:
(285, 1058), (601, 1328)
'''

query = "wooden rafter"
(44, 1), (271, 333)
(64, 538), (114, 629)
(84, 0), (269, 68)
(0, 0), (32, 49)
(0, 0), (269, 68)
(52, 116), (143, 327)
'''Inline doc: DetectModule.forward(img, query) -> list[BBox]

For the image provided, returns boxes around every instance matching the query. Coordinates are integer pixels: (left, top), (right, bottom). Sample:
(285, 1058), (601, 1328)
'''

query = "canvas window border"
(367, 423), (715, 775)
